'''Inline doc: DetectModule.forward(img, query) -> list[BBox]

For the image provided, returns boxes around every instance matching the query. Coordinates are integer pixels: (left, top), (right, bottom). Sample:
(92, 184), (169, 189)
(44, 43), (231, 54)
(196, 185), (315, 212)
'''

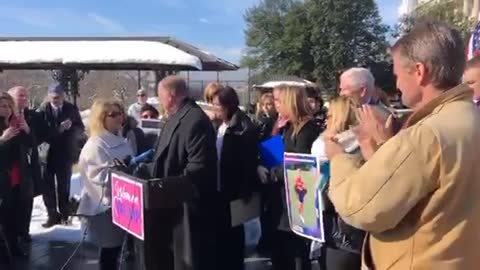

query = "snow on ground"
(29, 172), (262, 247)
(30, 174), (84, 243)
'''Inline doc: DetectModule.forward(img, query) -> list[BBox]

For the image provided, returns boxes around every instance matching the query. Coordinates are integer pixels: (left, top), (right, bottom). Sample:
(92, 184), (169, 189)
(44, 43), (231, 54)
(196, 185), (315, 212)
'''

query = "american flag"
(467, 20), (480, 61)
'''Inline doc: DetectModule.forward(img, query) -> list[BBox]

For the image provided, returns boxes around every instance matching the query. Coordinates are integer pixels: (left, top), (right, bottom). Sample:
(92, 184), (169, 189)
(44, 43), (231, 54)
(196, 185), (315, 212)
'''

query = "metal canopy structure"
(0, 36), (239, 71)
(0, 36), (239, 104)
(253, 75), (318, 91)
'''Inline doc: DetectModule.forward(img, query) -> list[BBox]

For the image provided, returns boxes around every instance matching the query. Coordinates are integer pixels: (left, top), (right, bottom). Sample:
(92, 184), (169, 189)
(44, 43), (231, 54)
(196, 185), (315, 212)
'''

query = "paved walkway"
(0, 238), (273, 270)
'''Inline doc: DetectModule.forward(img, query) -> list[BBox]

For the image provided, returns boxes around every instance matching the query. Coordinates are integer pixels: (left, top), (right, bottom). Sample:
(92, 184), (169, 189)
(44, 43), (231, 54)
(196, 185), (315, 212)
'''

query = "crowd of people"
(1, 19), (480, 270)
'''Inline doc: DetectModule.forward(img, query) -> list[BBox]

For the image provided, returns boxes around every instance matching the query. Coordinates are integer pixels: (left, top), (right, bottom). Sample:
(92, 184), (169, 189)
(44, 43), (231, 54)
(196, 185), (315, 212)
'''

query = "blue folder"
(260, 135), (285, 168)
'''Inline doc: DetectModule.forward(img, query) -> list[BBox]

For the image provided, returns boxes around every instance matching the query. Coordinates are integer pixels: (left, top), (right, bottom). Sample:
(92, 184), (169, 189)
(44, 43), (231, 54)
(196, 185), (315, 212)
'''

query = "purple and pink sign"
(111, 172), (144, 240)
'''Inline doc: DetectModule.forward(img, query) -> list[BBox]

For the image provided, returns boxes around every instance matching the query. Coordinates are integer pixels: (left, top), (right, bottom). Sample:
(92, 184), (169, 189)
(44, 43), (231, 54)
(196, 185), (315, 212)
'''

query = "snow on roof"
(0, 40), (202, 69)
(254, 79), (317, 89)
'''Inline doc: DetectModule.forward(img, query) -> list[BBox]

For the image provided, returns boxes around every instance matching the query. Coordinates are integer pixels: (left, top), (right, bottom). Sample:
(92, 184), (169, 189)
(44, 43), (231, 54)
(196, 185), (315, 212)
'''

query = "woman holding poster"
(77, 99), (133, 270)
(268, 85), (323, 270)
(311, 96), (365, 270)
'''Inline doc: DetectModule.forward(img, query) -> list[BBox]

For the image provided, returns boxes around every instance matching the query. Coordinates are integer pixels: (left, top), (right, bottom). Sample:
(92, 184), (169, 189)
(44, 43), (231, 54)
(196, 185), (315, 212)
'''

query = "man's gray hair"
(159, 75), (189, 97)
(391, 20), (465, 89)
(7, 86), (27, 95)
(341, 67), (376, 92)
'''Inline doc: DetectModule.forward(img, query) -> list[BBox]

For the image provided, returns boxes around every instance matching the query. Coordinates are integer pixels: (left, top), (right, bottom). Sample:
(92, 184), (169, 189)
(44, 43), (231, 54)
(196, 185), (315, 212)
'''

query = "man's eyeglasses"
(137, 94), (146, 97)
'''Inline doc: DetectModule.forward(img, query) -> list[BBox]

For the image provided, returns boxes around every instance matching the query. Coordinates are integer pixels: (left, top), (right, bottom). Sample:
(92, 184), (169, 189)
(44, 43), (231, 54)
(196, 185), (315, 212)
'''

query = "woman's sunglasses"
(107, 111), (123, 118)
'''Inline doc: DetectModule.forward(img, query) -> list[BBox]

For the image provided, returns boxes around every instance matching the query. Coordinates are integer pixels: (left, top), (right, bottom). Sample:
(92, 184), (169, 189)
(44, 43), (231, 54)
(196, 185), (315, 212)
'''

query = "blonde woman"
(268, 85), (323, 270)
(77, 99), (133, 270)
(255, 92), (277, 142)
(311, 97), (360, 160)
(310, 96), (364, 270)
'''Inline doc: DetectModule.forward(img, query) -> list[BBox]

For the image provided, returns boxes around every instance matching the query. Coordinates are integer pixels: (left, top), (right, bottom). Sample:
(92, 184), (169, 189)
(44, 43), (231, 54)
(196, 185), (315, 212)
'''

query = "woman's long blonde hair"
(326, 96), (359, 134)
(278, 85), (313, 137)
(0, 92), (16, 120)
(88, 99), (123, 137)
(255, 92), (275, 119)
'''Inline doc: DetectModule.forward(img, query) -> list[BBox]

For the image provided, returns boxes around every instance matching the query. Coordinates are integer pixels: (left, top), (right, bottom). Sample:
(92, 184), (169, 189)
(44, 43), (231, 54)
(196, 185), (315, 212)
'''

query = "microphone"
(129, 149), (155, 167)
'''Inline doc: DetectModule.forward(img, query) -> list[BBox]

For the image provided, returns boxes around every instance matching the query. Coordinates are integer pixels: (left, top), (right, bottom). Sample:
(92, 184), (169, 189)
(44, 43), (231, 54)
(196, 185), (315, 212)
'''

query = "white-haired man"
(339, 67), (379, 105)
(7, 86), (47, 249)
(339, 67), (398, 150)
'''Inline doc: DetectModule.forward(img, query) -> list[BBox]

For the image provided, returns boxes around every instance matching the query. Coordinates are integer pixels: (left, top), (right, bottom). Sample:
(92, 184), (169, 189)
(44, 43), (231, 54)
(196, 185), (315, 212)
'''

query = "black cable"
(59, 169), (109, 270)
(117, 182), (140, 270)
(59, 160), (135, 270)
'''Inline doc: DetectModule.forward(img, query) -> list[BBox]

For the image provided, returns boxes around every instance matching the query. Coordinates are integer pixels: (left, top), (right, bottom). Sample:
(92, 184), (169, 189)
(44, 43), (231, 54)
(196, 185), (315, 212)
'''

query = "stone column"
(463, 0), (472, 17)
(472, 0), (480, 20)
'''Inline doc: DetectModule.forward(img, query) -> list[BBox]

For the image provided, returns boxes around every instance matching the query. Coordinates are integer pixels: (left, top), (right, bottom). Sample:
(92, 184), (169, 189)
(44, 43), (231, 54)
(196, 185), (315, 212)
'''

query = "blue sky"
(0, 0), (402, 65)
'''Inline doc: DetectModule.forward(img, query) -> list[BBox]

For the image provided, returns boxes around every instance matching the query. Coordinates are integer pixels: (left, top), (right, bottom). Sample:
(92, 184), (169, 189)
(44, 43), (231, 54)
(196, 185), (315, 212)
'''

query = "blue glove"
(129, 149), (155, 167)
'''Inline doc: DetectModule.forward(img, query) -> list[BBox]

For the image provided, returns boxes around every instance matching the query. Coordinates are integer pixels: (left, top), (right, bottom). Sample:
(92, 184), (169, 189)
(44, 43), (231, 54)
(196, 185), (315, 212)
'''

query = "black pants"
(99, 246), (121, 270)
(317, 247), (361, 270)
(135, 209), (175, 270)
(0, 186), (27, 248)
(217, 225), (245, 270)
(257, 184), (276, 254)
(135, 208), (218, 270)
(43, 163), (72, 218)
(20, 197), (33, 237)
(271, 231), (311, 270)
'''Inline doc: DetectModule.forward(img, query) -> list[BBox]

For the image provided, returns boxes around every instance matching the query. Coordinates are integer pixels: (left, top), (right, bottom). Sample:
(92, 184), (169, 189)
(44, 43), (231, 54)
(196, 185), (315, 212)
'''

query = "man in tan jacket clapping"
(326, 20), (480, 270)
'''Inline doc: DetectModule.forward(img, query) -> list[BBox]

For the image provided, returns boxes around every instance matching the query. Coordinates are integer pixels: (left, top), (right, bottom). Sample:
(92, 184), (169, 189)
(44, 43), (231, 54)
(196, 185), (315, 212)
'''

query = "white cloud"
(199, 18), (211, 24)
(87, 13), (127, 34)
(0, 7), (70, 28)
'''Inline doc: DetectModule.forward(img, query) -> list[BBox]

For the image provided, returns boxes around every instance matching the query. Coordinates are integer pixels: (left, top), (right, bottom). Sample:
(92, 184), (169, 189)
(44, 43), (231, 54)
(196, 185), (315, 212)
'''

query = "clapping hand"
(0, 127), (20, 142)
(352, 105), (395, 160)
(325, 133), (345, 160)
(355, 105), (394, 144)
(59, 119), (72, 132)
(17, 114), (30, 134)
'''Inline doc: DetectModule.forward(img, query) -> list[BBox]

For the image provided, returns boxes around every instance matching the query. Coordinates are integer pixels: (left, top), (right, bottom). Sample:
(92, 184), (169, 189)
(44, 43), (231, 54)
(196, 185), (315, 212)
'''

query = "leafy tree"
(396, 0), (475, 41)
(242, 0), (296, 74)
(307, 0), (389, 90)
(242, 0), (390, 92)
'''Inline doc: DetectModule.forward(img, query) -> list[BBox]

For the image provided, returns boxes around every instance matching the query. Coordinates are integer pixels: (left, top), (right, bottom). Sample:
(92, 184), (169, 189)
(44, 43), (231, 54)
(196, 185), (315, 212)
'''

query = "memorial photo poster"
(111, 172), (145, 240)
(284, 153), (325, 242)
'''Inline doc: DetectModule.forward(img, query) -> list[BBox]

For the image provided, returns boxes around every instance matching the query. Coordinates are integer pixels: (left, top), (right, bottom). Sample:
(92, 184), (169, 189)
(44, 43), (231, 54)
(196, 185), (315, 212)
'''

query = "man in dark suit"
(38, 84), (84, 227)
(141, 76), (218, 270)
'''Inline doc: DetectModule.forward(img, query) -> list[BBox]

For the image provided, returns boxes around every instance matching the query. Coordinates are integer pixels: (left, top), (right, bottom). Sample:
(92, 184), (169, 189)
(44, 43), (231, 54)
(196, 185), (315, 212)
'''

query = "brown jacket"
(329, 84), (480, 270)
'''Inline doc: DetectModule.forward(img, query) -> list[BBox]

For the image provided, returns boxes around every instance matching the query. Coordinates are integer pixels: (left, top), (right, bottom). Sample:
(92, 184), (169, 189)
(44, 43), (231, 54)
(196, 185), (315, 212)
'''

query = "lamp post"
(52, 68), (88, 106)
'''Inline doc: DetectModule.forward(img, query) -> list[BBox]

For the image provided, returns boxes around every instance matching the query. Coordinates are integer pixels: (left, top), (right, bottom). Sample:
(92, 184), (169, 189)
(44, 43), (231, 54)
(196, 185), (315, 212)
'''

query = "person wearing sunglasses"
(127, 89), (149, 122)
(77, 99), (133, 270)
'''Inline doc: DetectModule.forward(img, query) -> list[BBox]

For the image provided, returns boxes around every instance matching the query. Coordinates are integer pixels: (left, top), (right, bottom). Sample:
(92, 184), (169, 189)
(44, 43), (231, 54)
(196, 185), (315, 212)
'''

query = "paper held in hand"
(230, 192), (261, 227)
(334, 129), (359, 153)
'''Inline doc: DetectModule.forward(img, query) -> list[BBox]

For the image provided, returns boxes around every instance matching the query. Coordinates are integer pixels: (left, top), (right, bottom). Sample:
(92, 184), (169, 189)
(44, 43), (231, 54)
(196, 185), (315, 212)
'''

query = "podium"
(109, 170), (194, 269)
